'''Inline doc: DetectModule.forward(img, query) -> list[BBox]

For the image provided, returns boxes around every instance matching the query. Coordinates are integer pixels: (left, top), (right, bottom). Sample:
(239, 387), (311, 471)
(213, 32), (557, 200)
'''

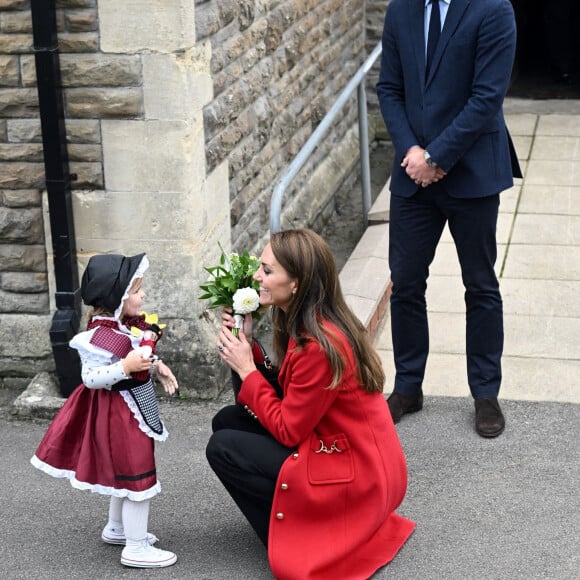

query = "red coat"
(238, 323), (415, 580)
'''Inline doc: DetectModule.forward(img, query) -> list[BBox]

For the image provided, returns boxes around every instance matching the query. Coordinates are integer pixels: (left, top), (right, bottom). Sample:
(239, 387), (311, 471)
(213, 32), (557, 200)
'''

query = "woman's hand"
(221, 307), (253, 343)
(154, 360), (179, 396)
(217, 325), (256, 381)
(122, 349), (152, 375)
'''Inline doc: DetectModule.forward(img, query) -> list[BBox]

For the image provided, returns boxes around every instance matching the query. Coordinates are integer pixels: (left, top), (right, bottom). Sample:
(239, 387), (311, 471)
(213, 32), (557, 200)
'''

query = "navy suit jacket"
(377, 0), (522, 198)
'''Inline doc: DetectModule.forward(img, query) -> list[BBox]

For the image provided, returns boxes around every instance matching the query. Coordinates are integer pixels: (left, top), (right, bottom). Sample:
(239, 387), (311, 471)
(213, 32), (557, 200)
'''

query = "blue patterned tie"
(426, 0), (441, 78)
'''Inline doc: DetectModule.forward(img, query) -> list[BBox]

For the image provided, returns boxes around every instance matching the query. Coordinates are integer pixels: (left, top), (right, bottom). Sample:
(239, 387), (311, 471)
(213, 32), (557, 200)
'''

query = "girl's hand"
(154, 360), (178, 396)
(217, 325), (256, 381)
(221, 307), (253, 343)
(123, 349), (152, 375)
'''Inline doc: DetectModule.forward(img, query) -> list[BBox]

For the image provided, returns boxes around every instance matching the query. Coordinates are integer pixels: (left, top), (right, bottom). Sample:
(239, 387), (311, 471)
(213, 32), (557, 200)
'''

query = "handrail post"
(358, 82), (371, 223)
(269, 42), (383, 234)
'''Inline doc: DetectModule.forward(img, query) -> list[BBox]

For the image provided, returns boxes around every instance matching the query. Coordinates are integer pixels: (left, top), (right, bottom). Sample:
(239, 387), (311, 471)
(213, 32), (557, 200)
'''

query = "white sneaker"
(121, 541), (177, 568)
(101, 525), (158, 546)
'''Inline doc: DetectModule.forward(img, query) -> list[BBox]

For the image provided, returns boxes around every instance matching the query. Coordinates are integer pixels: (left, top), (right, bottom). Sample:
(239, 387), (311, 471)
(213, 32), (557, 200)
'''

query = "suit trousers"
(205, 404), (294, 546)
(389, 184), (503, 399)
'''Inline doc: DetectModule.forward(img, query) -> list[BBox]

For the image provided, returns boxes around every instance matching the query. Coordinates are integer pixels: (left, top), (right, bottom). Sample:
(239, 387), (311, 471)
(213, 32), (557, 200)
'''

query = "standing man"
(376, 0), (521, 437)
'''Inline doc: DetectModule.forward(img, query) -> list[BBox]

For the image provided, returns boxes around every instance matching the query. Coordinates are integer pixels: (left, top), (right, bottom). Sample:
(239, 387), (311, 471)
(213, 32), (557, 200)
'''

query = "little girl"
(31, 253), (178, 569)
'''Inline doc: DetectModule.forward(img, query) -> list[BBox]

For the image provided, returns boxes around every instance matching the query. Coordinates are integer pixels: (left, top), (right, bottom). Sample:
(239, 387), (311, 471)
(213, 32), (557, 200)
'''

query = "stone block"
(0, 143), (43, 161)
(101, 119), (204, 192)
(0, 161), (45, 188)
(0, 9), (32, 33)
(142, 47), (213, 121)
(0, 244), (46, 271)
(57, 0), (96, 8)
(0, 0), (29, 10)
(0, 288), (49, 313)
(0, 206), (43, 243)
(6, 119), (40, 142)
(1, 189), (41, 207)
(65, 87), (143, 118)
(64, 9), (98, 32)
(0, 33), (33, 54)
(12, 372), (65, 419)
(57, 32), (98, 53)
(67, 143), (102, 162)
(99, 0), (196, 53)
(0, 88), (38, 117)
(1, 271), (47, 292)
(0, 313), (52, 357)
(63, 119), (101, 144)
(0, 55), (19, 87)
(68, 161), (103, 188)
(59, 54), (142, 87)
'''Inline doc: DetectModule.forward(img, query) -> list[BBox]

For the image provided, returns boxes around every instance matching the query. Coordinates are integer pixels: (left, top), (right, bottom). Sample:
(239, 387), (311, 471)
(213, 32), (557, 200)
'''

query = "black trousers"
(205, 405), (294, 546)
(389, 186), (503, 399)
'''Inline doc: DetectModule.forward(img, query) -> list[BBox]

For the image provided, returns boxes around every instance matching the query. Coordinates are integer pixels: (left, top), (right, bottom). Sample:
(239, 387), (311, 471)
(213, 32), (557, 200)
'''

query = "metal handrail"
(269, 42), (383, 233)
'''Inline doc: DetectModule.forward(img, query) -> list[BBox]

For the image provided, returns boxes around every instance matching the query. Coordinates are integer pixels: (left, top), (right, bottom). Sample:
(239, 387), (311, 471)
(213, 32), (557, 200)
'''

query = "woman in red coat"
(206, 229), (415, 580)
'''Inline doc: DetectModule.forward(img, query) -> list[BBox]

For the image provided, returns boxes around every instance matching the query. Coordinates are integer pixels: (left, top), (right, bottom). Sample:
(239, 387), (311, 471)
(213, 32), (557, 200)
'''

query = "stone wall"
(366, 0), (389, 137)
(1, 0), (381, 398)
(196, 0), (368, 250)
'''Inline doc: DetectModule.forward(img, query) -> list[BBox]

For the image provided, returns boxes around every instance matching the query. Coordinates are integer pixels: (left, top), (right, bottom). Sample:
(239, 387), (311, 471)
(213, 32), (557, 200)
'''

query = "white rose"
(232, 287), (260, 315)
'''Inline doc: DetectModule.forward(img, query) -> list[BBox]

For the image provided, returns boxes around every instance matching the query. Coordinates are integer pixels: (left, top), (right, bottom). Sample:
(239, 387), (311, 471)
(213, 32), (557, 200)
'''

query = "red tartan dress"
(31, 318), (167, 501)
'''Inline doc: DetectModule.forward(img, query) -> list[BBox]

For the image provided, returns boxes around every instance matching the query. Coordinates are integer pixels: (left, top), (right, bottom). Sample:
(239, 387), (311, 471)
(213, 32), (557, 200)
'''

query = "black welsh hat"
(81, 253), (147, 313)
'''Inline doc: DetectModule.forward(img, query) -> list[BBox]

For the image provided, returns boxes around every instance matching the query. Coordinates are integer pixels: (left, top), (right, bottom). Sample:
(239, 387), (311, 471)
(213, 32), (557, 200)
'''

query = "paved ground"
(2, 395), (579, 580)
(2, 97), (579, 579)
(375, 98), (580, 407)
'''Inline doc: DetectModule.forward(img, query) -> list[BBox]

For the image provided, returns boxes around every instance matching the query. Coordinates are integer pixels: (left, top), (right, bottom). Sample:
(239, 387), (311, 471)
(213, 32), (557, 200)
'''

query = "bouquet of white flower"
(199, 244), (264, 336)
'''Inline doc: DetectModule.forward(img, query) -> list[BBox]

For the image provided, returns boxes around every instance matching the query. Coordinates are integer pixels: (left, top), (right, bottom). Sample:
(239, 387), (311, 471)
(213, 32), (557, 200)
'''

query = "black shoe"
(474, 397), (505, 438)
(387, 391), (423, 424)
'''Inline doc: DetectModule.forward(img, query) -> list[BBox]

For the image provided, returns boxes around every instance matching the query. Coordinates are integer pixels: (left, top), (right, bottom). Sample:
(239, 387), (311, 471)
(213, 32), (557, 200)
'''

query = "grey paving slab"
(518, 184), (580, 215)
(378, 336), (580, 403)
(510, 213), (580, 245)
(500, 278), (580, 318)
(503, 312), (580, 360)
(531, 135), (580, 160)
(511, 134), (532, 159)
(500, 356), (580, 403)
(524, 160), (580, 186)
(505, 112), (538, 135)
(376, 304), (579, 366)
(502, 244), (580, 280)
(536, 113), (580, 135)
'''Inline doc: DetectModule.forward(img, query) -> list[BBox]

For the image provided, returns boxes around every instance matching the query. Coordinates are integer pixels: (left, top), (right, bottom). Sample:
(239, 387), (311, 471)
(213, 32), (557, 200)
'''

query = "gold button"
(276, 513), (284, 519)
(281, 483), (288, 490)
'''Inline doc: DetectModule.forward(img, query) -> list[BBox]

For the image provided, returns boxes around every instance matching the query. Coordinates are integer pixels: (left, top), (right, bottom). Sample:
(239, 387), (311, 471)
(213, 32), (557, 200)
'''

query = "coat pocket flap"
(307, 433), (354, 485)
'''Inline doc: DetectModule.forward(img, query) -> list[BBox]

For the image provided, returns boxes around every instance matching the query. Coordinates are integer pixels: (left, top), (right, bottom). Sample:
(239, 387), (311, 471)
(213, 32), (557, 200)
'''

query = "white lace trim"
(119, 389), (168, 442)
(114, 255), (149, 321)
(30, 455), (161, 501)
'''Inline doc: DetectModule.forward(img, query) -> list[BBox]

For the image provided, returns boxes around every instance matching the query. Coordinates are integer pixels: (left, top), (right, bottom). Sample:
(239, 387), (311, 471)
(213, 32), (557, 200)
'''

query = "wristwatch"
(424, 150), (437, 167)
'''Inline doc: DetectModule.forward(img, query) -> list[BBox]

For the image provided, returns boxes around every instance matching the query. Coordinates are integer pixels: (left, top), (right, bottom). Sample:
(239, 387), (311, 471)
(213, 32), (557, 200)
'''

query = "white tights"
(108, 496), (150, 546)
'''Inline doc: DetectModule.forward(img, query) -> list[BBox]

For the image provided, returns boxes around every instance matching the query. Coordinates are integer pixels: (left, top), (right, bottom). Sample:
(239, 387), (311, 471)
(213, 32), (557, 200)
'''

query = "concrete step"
(339, 177), (392, 338)
(367, 178), (390, 224)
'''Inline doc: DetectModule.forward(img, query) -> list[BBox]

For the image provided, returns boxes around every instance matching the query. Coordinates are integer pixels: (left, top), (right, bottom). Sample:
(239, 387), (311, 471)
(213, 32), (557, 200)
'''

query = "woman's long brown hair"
(269, 229), (385, 393)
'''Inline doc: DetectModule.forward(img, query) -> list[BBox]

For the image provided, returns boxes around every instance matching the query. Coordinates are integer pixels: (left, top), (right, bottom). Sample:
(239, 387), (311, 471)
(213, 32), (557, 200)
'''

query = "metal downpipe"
(30, 0), (81, 396)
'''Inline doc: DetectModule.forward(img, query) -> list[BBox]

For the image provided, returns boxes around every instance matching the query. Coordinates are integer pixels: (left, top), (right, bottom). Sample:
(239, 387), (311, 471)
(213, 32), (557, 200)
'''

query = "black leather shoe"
(474, 397), (505, 438)
(387, 391), (423, 424)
